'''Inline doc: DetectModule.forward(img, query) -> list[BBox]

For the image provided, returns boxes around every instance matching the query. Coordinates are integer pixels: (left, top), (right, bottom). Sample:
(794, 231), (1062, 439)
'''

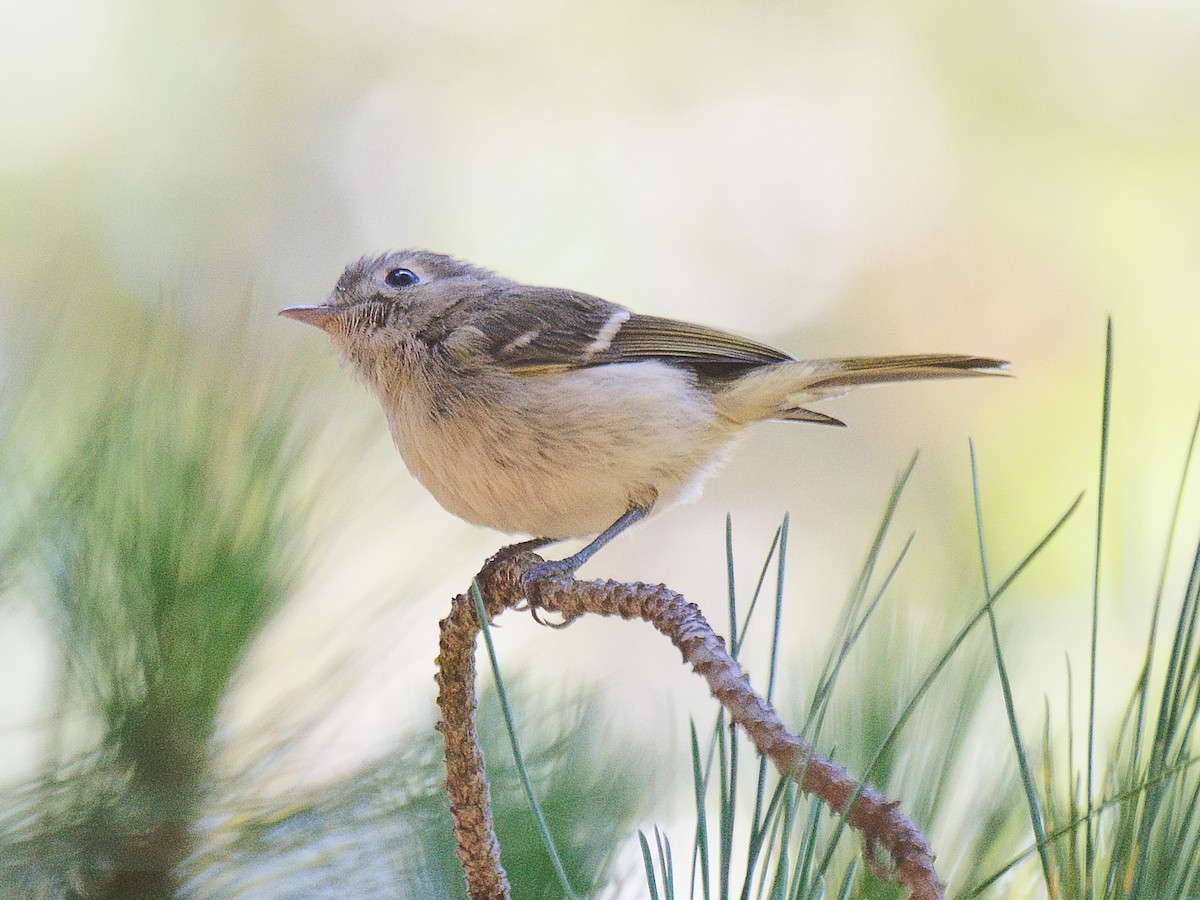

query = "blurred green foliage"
(0, 304), (307, 896)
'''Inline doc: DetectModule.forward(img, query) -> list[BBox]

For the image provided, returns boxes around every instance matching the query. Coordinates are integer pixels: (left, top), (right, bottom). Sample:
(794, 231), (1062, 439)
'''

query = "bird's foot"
(519, 558), (580, 629)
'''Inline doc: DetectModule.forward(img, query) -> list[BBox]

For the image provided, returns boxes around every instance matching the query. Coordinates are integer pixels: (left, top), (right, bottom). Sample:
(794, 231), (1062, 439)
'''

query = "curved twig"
(435, 547), (943, 900)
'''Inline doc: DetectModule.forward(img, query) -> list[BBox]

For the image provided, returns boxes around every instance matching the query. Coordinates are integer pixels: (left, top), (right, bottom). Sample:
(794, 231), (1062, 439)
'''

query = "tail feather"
(775, 406), (847, 427)
(714, 354), (1008, 425)
(803, 354), (1009, 391)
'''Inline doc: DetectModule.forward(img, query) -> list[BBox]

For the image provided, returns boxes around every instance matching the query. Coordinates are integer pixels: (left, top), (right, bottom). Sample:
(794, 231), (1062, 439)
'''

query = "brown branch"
(436, 547), (944, 900)
(435, 574), (510, 900)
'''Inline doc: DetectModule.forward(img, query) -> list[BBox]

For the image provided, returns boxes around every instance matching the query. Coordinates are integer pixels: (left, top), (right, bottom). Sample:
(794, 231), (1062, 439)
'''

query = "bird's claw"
(520, 560), (579, 628)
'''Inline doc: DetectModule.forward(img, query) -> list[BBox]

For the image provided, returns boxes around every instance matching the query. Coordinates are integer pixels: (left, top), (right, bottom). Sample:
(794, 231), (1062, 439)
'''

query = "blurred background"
(2, 0), (1199, 896)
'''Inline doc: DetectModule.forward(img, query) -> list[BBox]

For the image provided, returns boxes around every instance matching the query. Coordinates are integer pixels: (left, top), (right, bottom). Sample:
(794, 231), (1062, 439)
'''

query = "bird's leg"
(520, 501), (654, 600)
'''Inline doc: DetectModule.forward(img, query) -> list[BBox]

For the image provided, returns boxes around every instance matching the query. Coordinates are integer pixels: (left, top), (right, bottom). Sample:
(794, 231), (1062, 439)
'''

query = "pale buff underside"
(385, 360), (737, 538)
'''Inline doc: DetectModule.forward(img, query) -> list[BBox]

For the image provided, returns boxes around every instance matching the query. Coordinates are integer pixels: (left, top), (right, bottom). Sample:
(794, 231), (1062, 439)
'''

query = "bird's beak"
(279, 304), (340, 331)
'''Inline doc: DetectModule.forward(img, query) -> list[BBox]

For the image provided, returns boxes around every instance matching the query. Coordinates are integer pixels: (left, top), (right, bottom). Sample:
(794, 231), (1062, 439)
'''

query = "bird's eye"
(385, 267), (420, 288)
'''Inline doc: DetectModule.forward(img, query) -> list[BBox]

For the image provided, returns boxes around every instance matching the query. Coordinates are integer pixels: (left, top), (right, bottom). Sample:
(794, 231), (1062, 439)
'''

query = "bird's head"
(280, 249), (498, 376)
(282, 248), (495, 330)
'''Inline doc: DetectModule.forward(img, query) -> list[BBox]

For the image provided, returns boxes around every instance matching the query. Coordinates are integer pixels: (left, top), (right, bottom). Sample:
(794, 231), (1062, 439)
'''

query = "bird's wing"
(480, 287), (792, 375)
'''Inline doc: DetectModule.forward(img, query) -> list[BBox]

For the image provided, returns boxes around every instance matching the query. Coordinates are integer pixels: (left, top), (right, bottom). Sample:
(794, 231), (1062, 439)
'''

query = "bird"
(280, 249), (1006, 580)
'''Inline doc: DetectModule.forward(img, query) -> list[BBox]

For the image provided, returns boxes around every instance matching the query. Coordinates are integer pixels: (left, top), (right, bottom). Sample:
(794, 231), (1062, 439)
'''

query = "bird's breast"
(382, 361), (739, 538)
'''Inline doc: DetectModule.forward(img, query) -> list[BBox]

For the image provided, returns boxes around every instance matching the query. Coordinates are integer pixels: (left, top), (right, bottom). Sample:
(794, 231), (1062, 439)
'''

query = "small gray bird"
(281, 250), (1005, 577)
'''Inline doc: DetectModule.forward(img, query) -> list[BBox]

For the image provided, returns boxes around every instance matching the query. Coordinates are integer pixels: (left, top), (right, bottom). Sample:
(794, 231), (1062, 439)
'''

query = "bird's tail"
(713, 354), (1009, 426)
